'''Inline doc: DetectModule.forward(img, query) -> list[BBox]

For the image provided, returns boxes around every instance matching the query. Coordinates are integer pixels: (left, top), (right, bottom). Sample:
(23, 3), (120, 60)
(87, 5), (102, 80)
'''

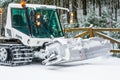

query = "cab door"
(11, 8), (29, 35)
(10, 8), (32, 45)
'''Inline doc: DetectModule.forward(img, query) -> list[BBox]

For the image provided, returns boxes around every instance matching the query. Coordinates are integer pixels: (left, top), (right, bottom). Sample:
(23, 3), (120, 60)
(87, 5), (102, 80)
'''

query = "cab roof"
(8, 3), (69, 11)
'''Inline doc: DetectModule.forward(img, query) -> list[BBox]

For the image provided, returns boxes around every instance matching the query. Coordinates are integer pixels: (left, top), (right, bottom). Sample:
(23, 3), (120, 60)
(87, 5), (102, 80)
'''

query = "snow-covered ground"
(0, 55), (120, 80)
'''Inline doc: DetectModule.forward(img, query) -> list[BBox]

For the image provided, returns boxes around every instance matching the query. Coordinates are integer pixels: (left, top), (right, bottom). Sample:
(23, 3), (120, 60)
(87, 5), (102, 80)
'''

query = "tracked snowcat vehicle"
(0, 2), (111, 66)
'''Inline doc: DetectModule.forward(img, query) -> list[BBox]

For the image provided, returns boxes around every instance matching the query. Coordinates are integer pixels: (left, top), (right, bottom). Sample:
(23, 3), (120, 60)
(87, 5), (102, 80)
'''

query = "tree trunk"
(98, 0), (101, 16)
(72, 0), (78, 22)
(118, 0), (119, 9)
(111, 0), (114, 13)
(93, 0), (95, 12)
(115, 0), (118, 21)
(83, 0), (87, 15)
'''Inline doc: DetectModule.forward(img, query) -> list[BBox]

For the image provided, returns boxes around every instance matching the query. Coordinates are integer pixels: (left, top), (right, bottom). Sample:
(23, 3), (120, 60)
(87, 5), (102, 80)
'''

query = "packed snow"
(0, 55), (120, 80)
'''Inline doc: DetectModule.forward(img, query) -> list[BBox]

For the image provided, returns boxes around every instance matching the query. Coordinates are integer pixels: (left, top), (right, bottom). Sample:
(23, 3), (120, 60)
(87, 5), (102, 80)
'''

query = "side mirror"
(67, 12), (70, 23)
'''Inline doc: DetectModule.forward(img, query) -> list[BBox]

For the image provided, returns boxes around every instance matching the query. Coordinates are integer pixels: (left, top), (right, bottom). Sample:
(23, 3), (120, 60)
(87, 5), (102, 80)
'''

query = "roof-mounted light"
(21, 0), (26, 7)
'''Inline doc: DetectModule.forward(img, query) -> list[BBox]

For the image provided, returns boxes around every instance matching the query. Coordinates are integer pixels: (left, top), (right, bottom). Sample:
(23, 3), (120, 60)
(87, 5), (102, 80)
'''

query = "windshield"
(29, 8), (64, 38)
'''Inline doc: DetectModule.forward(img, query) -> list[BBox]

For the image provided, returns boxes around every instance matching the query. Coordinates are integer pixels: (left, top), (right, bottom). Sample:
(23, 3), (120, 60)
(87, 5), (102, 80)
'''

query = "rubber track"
(0, 45), (33, 66)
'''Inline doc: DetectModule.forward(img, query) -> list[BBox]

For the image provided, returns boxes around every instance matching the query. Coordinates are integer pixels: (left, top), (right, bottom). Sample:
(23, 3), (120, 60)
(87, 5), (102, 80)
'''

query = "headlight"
(36, 14), (41, 19)
(36, 21), (41, 26)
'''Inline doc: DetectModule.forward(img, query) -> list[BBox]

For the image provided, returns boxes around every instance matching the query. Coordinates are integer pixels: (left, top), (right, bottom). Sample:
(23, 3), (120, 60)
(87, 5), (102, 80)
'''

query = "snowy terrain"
(0, 55), (120, 80)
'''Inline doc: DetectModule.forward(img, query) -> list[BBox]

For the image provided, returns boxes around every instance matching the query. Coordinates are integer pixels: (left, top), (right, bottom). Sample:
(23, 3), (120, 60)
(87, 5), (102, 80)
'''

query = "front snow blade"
(42, 37), (112, 65)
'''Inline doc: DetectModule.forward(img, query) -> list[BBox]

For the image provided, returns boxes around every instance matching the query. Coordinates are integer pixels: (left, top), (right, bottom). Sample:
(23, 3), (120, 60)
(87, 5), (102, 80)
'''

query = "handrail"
(94, 28), (120, 31)
(64, 28), (90, 32)
(64, 28), (120, 39)
(95, 32), (120, 44)
(74, 31), (88, 38)
(110, 50), (120, 53)
(64, 28), (120, 32)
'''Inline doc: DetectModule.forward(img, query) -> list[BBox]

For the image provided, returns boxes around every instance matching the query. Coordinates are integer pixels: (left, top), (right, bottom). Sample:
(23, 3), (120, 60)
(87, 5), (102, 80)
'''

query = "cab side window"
(11, 8), (29, 35)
